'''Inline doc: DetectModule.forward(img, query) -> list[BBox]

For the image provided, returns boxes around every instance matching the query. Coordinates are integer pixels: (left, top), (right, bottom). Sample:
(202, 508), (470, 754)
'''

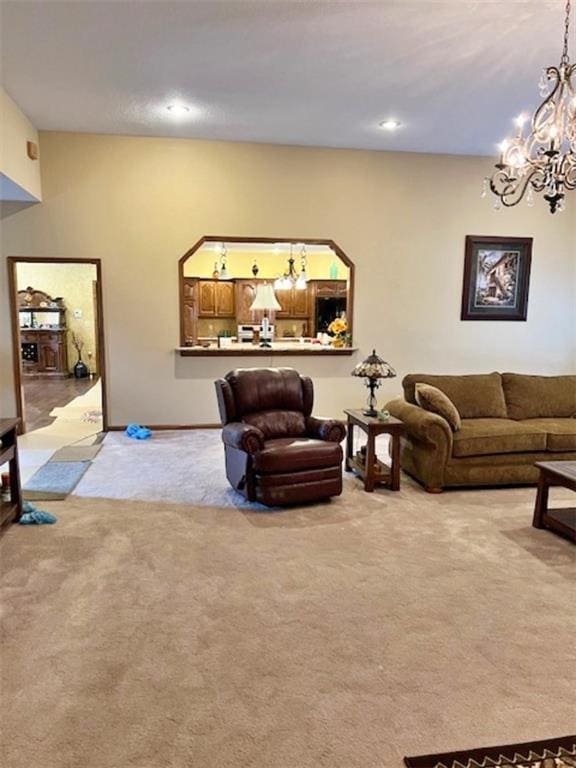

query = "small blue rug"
(23, 461), (91, 501)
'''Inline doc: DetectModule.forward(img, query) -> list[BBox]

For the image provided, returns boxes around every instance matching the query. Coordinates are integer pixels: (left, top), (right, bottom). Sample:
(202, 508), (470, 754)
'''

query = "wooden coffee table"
(533, 461), (576, 543)
(344, 409), (405, 492)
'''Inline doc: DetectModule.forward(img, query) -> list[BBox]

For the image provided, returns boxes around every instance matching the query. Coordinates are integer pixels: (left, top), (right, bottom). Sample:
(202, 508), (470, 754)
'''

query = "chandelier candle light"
(485, 0), (576, 213)
(352, 350), (396, 417)
(274, 244), (308, 290)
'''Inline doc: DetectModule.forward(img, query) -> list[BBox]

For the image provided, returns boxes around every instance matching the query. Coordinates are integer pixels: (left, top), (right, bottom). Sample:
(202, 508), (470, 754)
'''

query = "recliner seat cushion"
(452, 418), (547, 458)
(253, 437), (343, 473)
(502, 373), (576, 419)
(243, 410), (306, 439)
(403, 373), (507, 419)
(523, 418), (576, 452)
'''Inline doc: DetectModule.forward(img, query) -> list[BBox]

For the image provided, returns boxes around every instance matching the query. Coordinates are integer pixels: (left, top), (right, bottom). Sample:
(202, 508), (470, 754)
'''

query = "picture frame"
(461, 235), (532, 321)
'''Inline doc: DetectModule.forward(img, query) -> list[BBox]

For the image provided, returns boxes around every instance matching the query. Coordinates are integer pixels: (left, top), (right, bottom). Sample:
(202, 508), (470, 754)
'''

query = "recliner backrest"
(217, 367), (314, 439)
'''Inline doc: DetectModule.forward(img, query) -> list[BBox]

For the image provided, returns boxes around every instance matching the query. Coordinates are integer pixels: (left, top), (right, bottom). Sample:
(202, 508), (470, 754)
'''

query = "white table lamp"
(250, 283), (281, 348)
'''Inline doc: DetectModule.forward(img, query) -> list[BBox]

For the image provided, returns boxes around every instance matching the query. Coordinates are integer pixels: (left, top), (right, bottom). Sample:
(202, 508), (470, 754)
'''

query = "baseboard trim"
(107, 423), (221, 431)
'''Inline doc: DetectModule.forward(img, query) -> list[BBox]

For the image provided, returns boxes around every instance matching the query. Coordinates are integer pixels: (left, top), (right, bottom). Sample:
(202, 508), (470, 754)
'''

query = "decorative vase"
(331, 336), (345, 348)
(73, 357), (89, 379)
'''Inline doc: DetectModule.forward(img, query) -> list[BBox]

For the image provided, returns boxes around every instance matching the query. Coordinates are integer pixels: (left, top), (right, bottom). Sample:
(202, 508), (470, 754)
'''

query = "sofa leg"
(425, 486), (443, 494)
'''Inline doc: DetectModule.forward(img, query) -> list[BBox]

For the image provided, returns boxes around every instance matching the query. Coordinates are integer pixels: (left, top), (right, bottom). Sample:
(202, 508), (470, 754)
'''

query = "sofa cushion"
(415, 383), (461, 431)
(452, 419), (547, 458)
(253, 437), (343, 473)
(502, 373), (576, 419)
(523, 418), (576, 452)
(403, 373), (507, 419)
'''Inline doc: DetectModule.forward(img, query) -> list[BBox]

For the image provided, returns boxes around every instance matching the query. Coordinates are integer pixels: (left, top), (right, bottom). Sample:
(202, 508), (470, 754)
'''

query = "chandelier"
(484, 0), (576, 213)
(274, 245), (308, 290)
(216, 243), (231, 280)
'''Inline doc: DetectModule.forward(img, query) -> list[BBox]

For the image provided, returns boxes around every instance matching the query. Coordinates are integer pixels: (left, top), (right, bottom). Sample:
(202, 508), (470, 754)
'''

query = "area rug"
(23, 460), (91, 500)
(405, 735), (576, 768)
(73, 429), (386, 508)
(50, 444), (101, 462)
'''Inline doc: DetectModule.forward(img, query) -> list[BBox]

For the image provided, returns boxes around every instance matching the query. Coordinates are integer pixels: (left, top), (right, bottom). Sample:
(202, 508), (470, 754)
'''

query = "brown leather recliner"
(215, 367), (346, 506)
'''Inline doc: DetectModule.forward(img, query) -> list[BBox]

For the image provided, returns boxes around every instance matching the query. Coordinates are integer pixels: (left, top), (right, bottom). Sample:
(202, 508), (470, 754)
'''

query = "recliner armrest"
(306, 416), (346, 443)
(221, 422), (265, 454)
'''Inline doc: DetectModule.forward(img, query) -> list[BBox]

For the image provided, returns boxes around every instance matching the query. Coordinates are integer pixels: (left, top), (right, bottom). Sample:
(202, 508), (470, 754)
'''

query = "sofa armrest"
(385, 398), (453, 453)
(221, 422), (265, 454)
(385, 397), (453, 492)
(306, 416), (346, 443)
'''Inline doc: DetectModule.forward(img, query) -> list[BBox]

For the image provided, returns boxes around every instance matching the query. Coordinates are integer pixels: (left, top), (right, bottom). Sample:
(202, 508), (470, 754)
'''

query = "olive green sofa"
(386, 373), (576, 492)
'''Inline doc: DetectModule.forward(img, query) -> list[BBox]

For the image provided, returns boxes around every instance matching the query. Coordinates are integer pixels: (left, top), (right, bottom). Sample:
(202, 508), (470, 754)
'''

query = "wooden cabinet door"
(39, 342), (58, 372)
(216, 282), (235, 317)
(58, 339), (68, 373)
(182, 279), (198, 343)
(183, 278), (197, 303)
(291, 287), (309, 317)
(198, 281), (217, 317)
(274, 288), (292, 317)
(235, 281), (258, 324)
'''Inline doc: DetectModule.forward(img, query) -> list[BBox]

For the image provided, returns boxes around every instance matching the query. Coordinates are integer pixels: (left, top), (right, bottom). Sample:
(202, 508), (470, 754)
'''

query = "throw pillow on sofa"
(415, 383), (462, 432)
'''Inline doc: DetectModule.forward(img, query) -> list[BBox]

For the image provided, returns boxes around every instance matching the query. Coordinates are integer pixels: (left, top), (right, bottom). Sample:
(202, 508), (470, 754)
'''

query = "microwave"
(237, 324), (275, 343)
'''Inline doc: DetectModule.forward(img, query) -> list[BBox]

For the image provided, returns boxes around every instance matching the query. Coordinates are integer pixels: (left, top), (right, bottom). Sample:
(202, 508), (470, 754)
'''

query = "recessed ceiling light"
(166, 103), (191, 116)
(379, 119), (402, 131)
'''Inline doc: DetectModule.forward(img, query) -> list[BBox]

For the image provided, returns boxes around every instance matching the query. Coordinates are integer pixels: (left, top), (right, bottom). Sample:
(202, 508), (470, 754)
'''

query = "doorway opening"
(8, 258), (108, 458)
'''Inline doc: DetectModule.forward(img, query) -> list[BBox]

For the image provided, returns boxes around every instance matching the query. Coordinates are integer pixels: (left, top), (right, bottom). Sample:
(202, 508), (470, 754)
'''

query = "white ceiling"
(0, 0), (571, 156)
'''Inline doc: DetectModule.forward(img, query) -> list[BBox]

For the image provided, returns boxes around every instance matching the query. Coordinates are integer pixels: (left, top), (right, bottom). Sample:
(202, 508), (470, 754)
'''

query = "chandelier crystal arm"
(486, 0), (575, 213)
(561, 0), (572, 66)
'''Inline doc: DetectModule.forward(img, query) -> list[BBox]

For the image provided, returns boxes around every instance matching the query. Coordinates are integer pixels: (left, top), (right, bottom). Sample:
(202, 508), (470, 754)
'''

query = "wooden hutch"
(18, 287), (69, 378)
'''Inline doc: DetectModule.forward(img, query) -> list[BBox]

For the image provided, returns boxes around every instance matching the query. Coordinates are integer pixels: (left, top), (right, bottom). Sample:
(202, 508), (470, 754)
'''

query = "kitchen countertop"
(177, 342), (357, 356)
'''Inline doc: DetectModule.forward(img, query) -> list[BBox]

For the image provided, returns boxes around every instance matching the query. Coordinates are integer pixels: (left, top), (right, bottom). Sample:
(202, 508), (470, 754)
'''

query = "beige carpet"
(1, 449), (575, 767)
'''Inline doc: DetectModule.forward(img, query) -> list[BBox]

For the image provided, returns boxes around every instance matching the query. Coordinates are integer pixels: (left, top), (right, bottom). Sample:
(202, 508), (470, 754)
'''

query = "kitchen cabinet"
(275, 287), (309, 318)
(313, 280), (347, 298)
(182, 278), (199, 344)
(198, 280), (236, 318)
(235, 280), (261, 324)
(291, 287), (309, 317)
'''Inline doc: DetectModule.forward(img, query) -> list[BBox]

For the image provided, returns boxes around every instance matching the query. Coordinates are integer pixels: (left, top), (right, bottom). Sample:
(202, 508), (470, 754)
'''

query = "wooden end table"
(0, 418), (23, 530)
(532, 461), (576, 543)
(344, 409), (405, 492)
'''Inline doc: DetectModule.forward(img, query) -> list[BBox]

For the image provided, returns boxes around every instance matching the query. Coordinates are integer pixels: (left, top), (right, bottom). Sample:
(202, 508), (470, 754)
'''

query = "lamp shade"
(250, 283), (282, 311)
(352, 350), (396, 380)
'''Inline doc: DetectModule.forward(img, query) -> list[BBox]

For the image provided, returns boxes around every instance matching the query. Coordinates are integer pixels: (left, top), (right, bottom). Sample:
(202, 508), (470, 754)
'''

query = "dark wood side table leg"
(532, 472), (549, 529)
(345, 419), (354, 471)
(10, 448), (23, 520)
(364, 432), (376, 492)
(390, 432), (401, 491)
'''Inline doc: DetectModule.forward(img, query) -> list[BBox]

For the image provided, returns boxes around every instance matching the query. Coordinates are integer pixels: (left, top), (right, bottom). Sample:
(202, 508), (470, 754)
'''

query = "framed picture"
(461, 235), (532, 321)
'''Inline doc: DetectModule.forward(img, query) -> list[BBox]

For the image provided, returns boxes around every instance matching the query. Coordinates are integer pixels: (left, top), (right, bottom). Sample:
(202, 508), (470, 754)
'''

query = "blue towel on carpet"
(126, 424), (152, 440)
(20, 501), (57, 525)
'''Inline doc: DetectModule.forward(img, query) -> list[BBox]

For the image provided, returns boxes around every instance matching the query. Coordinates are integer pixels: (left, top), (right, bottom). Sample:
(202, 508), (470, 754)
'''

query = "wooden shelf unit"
(18, 287), (69, 378)
(0, 419), (22, 529)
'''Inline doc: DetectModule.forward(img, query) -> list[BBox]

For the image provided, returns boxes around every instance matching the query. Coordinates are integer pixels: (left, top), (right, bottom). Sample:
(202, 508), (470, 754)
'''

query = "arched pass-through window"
(177, 236), (355, 356)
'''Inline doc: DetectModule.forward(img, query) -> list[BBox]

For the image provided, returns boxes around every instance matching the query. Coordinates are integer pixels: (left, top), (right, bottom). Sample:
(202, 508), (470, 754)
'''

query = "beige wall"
(1, 131), (575, 425)
(0, 89), (42, 201)
(15, 261), (98, 374)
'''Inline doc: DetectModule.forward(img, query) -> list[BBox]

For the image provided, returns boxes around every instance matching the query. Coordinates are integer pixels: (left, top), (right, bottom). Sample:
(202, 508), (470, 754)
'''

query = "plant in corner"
(70, 331), (89, 379)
